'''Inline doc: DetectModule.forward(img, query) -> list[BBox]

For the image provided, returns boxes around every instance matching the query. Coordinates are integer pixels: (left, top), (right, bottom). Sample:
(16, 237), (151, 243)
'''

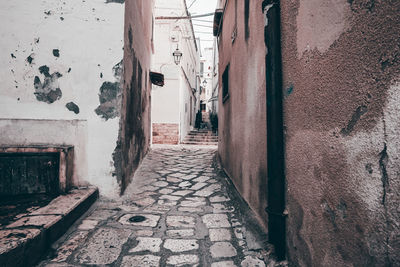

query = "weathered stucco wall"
(281, 0), (400, 265)
(117, 0), (154, 193)
(0, 0), (125, 197)
(218, 0), (268, 230)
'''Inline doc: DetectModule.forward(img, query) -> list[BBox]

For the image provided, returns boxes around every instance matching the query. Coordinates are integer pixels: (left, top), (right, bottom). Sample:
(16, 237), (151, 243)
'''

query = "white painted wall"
(0, 0), (125, 198)
(201, 47), (215, 112)
(151, 0), (200, 142)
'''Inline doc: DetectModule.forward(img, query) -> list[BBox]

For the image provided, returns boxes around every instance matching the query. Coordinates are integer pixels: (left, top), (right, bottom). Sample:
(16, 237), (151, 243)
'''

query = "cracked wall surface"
(281, 0), (400, 265)
(0, 0), (125, 197)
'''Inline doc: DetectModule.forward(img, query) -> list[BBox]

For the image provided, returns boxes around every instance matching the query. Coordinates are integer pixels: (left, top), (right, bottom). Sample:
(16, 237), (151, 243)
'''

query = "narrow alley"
(1, 0), (400, 266)
(37, 146), (279, 267)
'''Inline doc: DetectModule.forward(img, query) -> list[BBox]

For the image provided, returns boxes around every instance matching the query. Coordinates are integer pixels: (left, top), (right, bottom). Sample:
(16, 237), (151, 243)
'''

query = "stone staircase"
(181, 130), (218, 146)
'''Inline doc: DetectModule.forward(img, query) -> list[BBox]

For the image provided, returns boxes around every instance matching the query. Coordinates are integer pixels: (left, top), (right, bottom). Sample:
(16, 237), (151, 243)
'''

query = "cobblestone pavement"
(38, 145), (283, 267)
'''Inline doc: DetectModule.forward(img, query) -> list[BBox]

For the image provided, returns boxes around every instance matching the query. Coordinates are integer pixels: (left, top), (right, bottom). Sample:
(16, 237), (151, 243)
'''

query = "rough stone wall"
(218, 0), (268, 230)
(116, 0), (154, 194)
(0, 0), (125, 197)
(281, 0), (400, 265)
(152, 123), (179, 144)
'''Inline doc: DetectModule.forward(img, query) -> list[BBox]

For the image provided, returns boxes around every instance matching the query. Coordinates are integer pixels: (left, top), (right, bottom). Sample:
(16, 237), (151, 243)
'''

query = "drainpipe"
(263, 0), (286, 261)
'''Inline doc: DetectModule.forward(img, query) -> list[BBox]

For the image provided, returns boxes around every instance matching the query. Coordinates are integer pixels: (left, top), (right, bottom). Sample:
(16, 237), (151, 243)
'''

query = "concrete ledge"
(0, 187), (98, 267)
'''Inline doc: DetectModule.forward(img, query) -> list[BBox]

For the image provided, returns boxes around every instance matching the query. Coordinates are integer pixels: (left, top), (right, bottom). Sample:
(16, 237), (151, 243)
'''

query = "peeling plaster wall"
(218, 0), (268, 230)
(0, 0), (125, 197)
(281, 0), (400, 265)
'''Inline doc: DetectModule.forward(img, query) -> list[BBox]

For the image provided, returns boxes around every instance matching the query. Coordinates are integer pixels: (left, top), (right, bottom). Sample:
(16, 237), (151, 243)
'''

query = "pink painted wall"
(281, 0), (400, 265)
(218, 0), (268, 230)
(218, 0), (400, 265)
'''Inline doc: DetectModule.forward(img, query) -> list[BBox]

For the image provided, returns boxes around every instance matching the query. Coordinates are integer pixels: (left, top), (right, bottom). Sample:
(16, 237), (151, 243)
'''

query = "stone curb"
(0, 187), (99, 267)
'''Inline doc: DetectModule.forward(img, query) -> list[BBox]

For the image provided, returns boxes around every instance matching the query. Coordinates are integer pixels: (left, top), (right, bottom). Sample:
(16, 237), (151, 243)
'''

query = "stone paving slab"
(36, 146), (285, 267)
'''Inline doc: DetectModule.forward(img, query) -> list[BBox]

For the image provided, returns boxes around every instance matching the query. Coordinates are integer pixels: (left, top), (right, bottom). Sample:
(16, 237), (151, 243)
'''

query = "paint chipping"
(66, 102), (80, 114)
(112, 60), (123, 80)
(34, 65), (63, 104)
(94, 82), (121, 120)
(340, 105), (368, 136)
(95, 59), (123, 120)
(53, 49), (60, 57)
(27, 54), (34, 64)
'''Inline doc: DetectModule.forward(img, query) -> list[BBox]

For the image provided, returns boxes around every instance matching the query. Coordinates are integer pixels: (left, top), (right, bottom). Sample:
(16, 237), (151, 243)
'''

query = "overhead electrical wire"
(155, 12), (214, 20)
(193, 24), (214, 28)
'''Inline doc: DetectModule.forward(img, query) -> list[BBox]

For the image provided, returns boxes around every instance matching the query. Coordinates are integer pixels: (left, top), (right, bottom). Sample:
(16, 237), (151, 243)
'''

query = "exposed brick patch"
(152, 123), (179, 144)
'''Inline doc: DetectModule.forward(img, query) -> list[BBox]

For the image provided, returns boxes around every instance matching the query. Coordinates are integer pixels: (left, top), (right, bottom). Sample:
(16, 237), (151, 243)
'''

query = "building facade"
(215, 0), (400, 265)
(0, 0), (154, 198)
(151, 0), (200, 144)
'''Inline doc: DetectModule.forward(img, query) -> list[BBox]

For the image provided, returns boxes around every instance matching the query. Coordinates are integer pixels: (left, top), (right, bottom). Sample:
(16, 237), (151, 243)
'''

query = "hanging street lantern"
(173, 46), (183, 65)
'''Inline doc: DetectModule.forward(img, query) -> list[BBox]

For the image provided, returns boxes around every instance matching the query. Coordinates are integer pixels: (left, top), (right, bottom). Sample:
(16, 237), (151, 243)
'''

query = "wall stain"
(128, 26), (133, 48)
(113, 49), (148, 194)
(378, 143), (389, 205)
(94, 82), (121, 120)
(33, 65), (63, 104)
(365, 163), (373, 174)
(66, 102), (80, 114)
(340, 105), (368, 136)
(322, 200), (337, 228)
(285, 84), (294, 97)
(348, 0), (376, 12)
(11, 53), (16, 59)
(288, 197), (312, 266)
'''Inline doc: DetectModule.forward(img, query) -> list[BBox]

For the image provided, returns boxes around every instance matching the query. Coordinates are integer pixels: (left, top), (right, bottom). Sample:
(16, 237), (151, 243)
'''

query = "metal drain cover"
(129, 215), (146, 223)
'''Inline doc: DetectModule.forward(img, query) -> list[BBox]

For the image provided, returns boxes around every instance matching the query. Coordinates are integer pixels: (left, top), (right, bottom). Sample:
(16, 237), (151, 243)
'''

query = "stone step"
(184, 135), (217, 139)
(183, 139), (218, 143)
(188, 132), (217, 136)
(181, 141), (218, 145)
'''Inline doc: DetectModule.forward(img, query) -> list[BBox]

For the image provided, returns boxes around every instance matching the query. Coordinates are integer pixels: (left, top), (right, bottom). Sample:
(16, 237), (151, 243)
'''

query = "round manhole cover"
(129, 215), (146, 223)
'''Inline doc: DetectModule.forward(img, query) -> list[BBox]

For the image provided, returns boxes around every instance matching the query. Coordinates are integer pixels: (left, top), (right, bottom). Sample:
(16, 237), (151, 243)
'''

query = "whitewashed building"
(0, 0), (155, 198)
(151, 0), (201, 144)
